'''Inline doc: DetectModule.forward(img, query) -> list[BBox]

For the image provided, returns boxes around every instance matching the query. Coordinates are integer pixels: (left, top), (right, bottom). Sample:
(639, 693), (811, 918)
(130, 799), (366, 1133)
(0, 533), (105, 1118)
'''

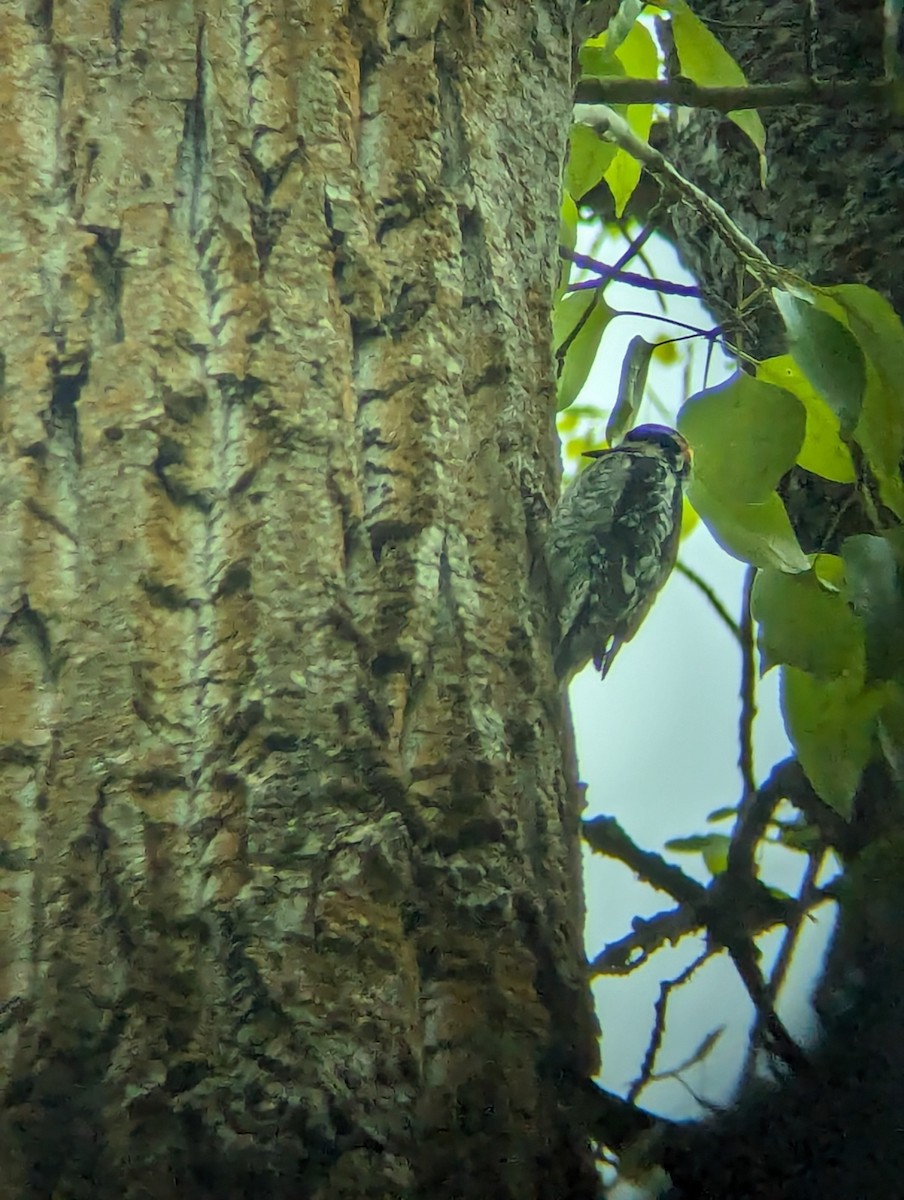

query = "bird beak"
(582, 447), (612, 460)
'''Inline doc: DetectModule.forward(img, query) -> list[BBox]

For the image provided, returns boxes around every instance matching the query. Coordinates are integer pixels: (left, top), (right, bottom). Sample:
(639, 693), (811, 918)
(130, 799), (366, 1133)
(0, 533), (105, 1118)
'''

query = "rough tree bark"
(0, 3), (600, 1197)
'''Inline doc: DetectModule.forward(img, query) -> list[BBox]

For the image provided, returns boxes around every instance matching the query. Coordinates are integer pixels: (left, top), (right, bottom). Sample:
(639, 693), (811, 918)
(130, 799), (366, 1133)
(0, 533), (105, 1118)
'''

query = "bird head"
(584, 424), (692, 481)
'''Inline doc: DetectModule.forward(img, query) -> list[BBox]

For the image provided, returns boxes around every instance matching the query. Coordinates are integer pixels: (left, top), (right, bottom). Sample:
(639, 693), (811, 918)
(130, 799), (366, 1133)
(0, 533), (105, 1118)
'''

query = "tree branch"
(583, 814), (707, 907)
(573, 103), (788, 288)
(575, 75), (895, 114)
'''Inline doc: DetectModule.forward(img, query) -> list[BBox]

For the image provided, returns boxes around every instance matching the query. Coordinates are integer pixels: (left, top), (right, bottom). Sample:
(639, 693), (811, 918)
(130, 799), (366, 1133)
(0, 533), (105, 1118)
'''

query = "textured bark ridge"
(0, 3), (599, 1197)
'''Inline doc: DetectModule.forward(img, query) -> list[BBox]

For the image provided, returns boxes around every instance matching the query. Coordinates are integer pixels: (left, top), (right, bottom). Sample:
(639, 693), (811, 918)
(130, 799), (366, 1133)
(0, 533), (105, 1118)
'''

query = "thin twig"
(572, 104), (791, 289)
(567, 266), (702, 298)
(628, 949), (710, 1105)
(611, 221), (655, 274)
(722, 937), (809, 1073)
(737, 565), (758, 804)
(741, 850), (827, 1083)
(726, 758), (825, 880)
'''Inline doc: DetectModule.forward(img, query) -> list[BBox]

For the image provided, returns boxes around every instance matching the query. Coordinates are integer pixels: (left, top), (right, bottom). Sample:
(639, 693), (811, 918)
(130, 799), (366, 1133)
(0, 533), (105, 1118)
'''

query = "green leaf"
(781, 666), (882, 817)
(688, 479), (809, 572)
(680, 495), (699, 540)
(563, 434), (598, 462)
(751, 566), (863, 677)
(567, 123), (618, 201)
(856, 364), (904, 521)
(842, 533), (904, 682)
(828, 284), (904, 400)
(606, 335), (655, 443)
(578, 25), (627, 82)
(554, 291), (614, 410)
(826, 284), (904, 520)
(603, 147), (645, 218)
(604, 21), (658, 215)
(773, 290), (866, 435)
(678, 372), (806, 504)
(660, 0), (767, 183)
(877, 681), (904, 785)
(664, 833), (731, 875)
(701, 835), (730, 876)
(756, 355), (855, 483)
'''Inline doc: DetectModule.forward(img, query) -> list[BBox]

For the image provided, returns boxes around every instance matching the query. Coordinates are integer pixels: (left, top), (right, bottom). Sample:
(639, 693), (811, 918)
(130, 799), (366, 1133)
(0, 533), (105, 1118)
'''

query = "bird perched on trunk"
(546, 424), (692, 682)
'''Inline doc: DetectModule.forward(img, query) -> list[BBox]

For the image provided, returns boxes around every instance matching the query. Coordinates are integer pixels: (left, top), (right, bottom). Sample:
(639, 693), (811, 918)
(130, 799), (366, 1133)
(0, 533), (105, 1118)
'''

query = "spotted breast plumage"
(546, 424), (692, 682)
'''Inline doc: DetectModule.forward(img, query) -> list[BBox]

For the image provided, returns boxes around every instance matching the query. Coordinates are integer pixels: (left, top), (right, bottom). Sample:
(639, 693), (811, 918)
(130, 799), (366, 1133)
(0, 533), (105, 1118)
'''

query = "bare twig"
(589, 905), (702, 976)
(584, 814), (707, 906)
(563, 249), (702, 298)
(628, 949), (711, 1104)
(572, 104), (793, 289)
(737, 565), (758, 805)
(742, 850), (827, 1082)
(611, 221), (655, 274)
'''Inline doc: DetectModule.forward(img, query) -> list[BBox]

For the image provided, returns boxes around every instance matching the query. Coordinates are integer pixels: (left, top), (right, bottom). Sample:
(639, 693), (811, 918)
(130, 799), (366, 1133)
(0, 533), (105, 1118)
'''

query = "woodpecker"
(546, 424), (692, 682)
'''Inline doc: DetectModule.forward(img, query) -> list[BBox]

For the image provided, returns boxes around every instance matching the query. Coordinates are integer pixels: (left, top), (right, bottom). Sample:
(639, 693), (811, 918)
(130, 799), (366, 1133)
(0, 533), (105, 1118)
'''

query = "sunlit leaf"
(688, 479), (809, 572)
(567, 123), (618, 201)
(756, 355), (855, 483)
(564, 434), (599, 463)
(657, 0), (767, 183)
(560, 192), (578, 252)
(664, 833), (730, 874)
(554, 291), (614, 410)
(678, 372), (806, 504)
(603, 147), (646, 219)
(680, 495), (699, 540)
(604, 20), (657, 215)
(653, 337), (680, 365)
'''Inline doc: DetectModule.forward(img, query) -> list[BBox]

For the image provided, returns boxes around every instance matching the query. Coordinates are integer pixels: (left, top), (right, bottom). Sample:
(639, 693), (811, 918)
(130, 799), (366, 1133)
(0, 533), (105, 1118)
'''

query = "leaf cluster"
(558, 5), (904, 821)
(681, 287), (904, 818)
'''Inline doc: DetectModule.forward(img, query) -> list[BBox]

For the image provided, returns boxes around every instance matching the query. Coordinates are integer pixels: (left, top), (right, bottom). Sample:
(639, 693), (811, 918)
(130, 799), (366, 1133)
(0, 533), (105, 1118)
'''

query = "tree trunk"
(0, 3), (599, 1197)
